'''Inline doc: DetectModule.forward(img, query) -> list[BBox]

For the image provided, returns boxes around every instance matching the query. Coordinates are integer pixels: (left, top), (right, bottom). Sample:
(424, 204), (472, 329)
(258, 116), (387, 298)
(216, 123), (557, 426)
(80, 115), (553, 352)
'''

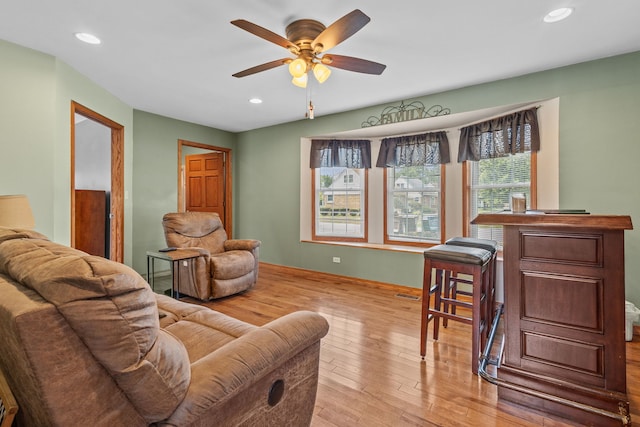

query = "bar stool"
(445, 237), (499, 328)
(420, 244), (492, 374)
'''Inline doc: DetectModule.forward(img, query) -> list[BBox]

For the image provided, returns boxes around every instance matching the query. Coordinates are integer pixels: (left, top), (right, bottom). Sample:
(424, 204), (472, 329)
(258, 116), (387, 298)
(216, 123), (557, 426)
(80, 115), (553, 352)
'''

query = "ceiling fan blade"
(232, 58), (290, 78)
(322, 54), (386, 75)
(231, 19), (299, 52)
(312, 9), (370, 52)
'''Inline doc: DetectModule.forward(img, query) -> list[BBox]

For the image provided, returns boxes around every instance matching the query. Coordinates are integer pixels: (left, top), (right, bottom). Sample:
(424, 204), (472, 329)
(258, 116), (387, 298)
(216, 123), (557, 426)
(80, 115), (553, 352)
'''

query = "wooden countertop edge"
(472, 213), (633, 230)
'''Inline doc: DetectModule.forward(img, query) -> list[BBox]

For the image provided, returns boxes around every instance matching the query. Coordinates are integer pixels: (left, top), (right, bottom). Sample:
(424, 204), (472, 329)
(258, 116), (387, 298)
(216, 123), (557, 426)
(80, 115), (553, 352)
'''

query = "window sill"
(300, 239), (429, 254)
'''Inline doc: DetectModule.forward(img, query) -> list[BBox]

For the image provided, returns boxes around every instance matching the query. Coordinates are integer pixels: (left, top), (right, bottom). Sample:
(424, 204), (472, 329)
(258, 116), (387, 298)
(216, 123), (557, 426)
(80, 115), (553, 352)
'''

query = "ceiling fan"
(231, 9), (386, 88)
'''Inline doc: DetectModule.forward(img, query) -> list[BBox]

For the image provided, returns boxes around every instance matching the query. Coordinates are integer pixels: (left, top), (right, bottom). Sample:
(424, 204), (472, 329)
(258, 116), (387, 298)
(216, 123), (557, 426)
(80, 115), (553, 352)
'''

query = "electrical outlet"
(332, 256), (341, 263)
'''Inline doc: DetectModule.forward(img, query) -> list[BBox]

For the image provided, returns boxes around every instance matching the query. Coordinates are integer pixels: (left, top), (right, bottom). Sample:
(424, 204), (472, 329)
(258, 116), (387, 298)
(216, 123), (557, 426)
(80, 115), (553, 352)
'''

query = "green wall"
(54, 61), (134, 260)
(236, 51), (640, 303)
(131, 110), (236, 273)
(0, 40), (56, 236)
(0, 39), (134, 263)
(3, 36), (640, 306)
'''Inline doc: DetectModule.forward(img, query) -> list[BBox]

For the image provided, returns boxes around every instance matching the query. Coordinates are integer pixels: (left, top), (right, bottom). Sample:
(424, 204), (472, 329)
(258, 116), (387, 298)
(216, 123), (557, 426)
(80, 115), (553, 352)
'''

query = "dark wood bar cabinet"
(473, 212), (633, 426)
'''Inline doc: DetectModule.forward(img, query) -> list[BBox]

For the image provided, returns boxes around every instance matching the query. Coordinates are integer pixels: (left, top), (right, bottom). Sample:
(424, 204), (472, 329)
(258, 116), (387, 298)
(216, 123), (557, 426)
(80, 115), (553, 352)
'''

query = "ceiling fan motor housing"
(285, 19), (326, 52)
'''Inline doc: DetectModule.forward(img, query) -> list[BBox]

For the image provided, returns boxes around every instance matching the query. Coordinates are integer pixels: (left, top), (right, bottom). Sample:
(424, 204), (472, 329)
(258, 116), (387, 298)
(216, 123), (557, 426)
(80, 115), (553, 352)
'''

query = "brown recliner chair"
(162, 212), (260, 300)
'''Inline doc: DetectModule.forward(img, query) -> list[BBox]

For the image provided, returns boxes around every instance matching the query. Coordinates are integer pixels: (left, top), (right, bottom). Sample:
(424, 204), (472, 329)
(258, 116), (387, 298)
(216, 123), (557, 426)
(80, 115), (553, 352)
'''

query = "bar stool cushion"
(423, 244), (491, 265)
(445, 237), (498, 254)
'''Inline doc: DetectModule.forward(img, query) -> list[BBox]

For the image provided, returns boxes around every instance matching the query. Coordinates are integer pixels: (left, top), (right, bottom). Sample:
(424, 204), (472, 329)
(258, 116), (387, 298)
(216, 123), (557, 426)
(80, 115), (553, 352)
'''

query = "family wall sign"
(361, 100), (451, 127)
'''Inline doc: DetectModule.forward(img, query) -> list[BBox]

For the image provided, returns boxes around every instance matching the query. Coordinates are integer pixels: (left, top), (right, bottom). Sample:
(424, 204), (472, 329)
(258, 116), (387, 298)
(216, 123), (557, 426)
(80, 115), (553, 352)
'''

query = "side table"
(146, 249), (202, 299)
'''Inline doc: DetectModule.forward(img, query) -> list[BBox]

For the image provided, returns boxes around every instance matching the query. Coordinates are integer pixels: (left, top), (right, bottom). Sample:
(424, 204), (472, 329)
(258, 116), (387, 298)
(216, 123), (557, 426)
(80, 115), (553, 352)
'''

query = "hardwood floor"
(174, 263), (640, 427)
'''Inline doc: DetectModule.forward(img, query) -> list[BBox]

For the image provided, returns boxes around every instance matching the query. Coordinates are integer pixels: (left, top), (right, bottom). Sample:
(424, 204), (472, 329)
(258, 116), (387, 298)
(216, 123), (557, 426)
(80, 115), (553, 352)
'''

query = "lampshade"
(291, 73), (308, 88)
(288, 58), (307, 78)
(0, 195), (35, 229)
(313, 63), (331, 83)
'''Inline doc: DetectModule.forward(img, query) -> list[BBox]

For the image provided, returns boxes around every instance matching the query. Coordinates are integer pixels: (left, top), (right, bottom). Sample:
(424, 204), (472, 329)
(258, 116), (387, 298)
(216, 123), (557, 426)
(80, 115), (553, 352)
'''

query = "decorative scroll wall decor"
(361, 101), (451, 127)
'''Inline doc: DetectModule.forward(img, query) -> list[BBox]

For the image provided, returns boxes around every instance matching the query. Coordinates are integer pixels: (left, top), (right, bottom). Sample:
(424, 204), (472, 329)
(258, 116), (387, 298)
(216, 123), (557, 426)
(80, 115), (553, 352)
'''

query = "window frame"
(311, 167), (369, 243)
(383, 164), (446, 247)
(462, 151), (537, 238)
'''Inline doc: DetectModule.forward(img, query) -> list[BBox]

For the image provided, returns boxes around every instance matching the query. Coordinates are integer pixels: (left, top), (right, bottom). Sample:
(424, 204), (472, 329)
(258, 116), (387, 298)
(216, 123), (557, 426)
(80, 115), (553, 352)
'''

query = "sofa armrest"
(163, 311), (328, 425)
(224, 239), (261, 252)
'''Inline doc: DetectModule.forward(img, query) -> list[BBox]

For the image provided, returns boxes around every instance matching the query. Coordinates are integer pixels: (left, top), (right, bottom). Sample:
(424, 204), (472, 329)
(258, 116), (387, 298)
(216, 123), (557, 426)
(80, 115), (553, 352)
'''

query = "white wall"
(74, 115), (111, 191)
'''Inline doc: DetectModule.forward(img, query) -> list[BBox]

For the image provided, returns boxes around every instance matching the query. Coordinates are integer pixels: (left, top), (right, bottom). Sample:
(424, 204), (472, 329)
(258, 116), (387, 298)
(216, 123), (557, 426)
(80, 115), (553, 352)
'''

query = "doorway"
(71, 101), (124, 262)
(177, 140), (232, 237)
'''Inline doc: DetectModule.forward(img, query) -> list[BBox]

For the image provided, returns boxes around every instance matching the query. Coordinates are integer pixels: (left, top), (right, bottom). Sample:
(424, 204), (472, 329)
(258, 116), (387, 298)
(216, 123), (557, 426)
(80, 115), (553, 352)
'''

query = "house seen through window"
(314, 167), (366, 241)
(386, 164), (442, 244)
(310, 139), (370, 242)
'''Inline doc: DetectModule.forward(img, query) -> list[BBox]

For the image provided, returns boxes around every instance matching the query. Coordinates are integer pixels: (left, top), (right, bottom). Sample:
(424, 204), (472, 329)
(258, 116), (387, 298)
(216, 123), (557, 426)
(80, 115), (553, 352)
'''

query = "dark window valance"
(376, 131), (450, 167)
(310, 139), (371, 169)
(457, 107), (540, 162)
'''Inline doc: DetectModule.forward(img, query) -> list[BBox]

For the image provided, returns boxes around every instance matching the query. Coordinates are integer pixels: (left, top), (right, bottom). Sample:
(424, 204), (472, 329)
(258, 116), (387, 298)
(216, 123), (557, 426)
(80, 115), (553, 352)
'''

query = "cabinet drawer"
(521, 232), (602, 266)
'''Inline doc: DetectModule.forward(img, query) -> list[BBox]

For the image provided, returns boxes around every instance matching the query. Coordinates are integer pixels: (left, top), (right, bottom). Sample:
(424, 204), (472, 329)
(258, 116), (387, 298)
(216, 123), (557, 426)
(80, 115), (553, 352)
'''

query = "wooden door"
(71, 101), (124, 263)
(185, 152), (225, 223)
(74, 189), (107, 256)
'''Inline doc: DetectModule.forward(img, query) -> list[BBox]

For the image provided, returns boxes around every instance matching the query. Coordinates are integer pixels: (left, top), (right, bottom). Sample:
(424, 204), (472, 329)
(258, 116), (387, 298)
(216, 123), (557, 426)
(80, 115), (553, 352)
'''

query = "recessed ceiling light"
(74, 32), (101, 45)
(249, 98), (263, 104)
(544, 7), (573, 23)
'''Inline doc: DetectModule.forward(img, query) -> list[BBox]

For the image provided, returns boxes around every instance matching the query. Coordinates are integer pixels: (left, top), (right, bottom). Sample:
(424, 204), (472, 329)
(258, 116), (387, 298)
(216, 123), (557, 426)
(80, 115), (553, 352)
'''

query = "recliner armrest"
(178, 246), (211, 257)
(161, 311), (328, 425)
(224, 239), (261, 252)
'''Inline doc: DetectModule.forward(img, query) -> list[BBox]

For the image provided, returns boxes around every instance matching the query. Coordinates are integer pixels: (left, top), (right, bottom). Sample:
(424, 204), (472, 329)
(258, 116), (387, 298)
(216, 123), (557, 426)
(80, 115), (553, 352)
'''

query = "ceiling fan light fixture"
(288, 58), (307, 78)
(313, 63), (331, 83)
(291, 73), (308, 88)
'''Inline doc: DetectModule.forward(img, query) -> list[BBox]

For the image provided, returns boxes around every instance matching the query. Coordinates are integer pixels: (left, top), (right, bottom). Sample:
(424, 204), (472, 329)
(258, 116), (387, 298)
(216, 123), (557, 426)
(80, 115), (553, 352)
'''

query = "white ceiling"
(2, 1), (640, 133)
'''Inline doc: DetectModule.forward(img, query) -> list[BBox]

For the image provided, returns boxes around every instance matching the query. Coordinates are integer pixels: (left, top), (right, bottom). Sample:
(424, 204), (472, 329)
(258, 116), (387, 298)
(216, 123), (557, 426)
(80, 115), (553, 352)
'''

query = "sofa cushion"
(0, 236), (190, 422)
(157, 294), (257, 363)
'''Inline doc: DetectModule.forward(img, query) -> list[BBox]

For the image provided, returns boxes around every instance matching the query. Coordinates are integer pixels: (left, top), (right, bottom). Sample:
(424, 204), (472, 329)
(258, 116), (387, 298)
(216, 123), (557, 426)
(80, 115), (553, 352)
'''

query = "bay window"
(302, 102), (555, 251)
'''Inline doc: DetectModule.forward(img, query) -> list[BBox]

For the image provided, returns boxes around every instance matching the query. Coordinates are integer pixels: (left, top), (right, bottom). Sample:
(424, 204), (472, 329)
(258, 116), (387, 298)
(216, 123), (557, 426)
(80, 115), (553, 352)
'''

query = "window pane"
(469, 152), (530, 247)
(387, 165), (441, 243)
(315, 167), (365, 239)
